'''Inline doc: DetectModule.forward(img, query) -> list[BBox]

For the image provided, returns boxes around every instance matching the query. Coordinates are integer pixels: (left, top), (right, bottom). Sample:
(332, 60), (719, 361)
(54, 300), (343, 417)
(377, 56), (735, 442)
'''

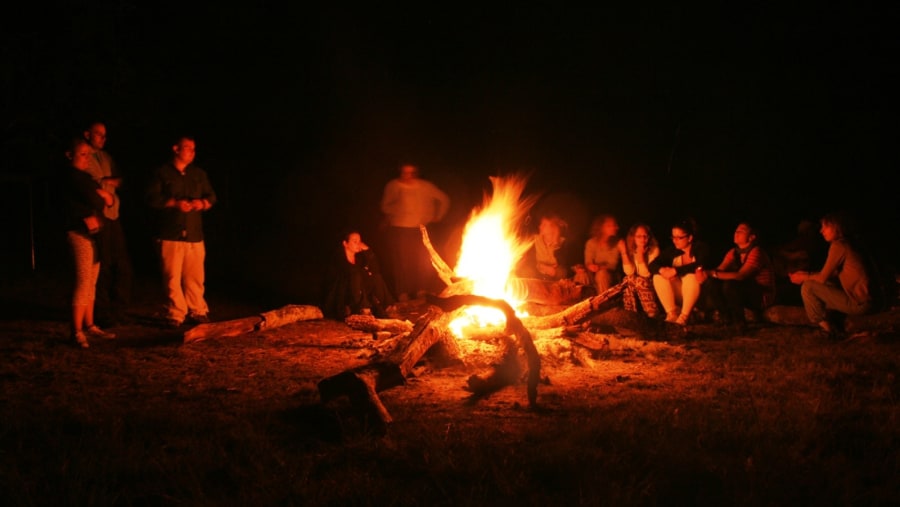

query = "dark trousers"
(705, 278), (765, 323)
(95, 219), (132, 320)
(386, 226), (437, 298)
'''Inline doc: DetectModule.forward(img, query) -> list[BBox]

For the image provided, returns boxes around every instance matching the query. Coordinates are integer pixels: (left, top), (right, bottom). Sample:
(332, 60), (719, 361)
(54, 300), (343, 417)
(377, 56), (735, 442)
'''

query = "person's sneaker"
(73, 330), (90, 349)
(86, 325), (116, 340)
(189, 313), (210, 324)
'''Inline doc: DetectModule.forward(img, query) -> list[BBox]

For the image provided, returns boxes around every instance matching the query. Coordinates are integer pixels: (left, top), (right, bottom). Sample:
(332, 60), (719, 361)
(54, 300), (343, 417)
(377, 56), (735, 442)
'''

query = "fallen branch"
(317, 308), (461, 432)
(183, 304), (323, 344)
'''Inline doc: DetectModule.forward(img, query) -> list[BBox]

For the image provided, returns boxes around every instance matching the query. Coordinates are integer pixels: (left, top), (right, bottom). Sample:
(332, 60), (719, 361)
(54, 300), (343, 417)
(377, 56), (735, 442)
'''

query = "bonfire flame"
(449, 175), (536, 337)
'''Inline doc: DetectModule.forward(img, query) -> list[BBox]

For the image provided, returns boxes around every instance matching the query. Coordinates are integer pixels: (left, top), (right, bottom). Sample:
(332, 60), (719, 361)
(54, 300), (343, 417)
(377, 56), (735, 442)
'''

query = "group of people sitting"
(520, 212), (886, 338)
(324, 210), (888, 340)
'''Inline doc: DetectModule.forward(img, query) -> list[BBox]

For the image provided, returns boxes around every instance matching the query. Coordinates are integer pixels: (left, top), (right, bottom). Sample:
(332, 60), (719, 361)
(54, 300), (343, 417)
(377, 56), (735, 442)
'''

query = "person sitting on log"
(649, 217), (712, 326)
(788, 212), (873, 339)
(324, 230), (397, 320)
(513, 214), (583, 305)
(620, 222), (661, 319)
(705, 221), (776, 331)
(574, 214), (625, 295)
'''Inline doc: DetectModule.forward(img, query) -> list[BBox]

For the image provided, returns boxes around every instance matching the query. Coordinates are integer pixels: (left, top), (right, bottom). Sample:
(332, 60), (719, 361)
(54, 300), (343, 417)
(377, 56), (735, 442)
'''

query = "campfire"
(317, 175), (626, 431)
(446, 175), (536, 337)
(188, 175), (628, 433)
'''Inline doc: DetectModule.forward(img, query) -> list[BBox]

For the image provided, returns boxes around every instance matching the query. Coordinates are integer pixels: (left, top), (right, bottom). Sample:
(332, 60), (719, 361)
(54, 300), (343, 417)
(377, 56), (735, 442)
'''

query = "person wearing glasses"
(620, 223), (661, 318)
(706, 222), (776, 330)
(649, 218), (711, 325)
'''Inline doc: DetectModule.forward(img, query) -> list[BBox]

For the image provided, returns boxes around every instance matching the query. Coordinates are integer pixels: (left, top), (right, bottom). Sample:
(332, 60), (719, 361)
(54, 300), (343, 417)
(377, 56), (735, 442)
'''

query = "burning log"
(522, 282), (626, 330)
(183, 304), (323, 344)
(425, 294), (541, 407)
(317, 308), (461, 432)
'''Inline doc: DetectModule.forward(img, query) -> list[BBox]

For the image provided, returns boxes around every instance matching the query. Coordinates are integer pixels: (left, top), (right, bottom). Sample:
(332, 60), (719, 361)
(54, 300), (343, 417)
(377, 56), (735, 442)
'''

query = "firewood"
(521, 281), (625, 329)
(345, 314), (414, 334)
(317, 307), (459, 429)
(426, 293), (541, 407)
(183, 304), (324, 344)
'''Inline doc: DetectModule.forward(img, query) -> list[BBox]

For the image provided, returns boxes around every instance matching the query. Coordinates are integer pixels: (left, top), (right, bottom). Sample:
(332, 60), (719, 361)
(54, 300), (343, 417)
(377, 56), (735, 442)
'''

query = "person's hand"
(96, 189), (114, 207)
(696, 267), (708, 283)
(788, 271), (807, 285)
(84, 215), (101, 234)
(102, 176), (122, 188)
(659, 266), (677, 279)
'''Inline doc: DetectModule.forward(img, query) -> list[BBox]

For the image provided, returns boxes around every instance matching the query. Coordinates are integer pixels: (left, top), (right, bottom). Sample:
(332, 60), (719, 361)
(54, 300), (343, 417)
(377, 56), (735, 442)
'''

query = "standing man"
(380, 163), (450, 300)
(84, 121), (132, 326)
(146, 136), (217, 327)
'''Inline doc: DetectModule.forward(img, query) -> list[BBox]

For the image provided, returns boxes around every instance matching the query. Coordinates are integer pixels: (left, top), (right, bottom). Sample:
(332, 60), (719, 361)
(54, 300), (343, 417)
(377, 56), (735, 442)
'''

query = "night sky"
(3, 4), (897, 301)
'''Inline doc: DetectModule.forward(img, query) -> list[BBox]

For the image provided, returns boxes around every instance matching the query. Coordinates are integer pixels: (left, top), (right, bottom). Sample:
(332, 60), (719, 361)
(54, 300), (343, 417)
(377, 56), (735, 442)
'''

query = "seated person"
(620, 223), (661, 318)
(516, 214), (570, 280)
(324, 231), (396, 319)
(649, 218), (711, 325)
(574, 214), (625, 293)
(788, 212), (872, 338)
(706, 222), (776, 327)
(513, 214), (582, 305)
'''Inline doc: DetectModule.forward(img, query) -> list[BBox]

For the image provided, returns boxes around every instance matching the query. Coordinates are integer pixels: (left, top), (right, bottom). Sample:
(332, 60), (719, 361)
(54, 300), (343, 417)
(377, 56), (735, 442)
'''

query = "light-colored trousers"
(653, 272), (702, 317)
(68, 231), (99, 306)
(159, 240), (209, 322)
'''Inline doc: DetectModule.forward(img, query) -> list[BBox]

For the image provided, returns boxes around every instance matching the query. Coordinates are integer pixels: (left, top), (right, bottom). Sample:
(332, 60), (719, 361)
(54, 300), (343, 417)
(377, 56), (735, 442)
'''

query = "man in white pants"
(145, 136), (217, 328)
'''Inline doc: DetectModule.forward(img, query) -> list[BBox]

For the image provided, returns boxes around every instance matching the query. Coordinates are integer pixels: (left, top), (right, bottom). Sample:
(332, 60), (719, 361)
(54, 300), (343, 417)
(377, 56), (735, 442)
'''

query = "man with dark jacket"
(145, 136), (216, 327)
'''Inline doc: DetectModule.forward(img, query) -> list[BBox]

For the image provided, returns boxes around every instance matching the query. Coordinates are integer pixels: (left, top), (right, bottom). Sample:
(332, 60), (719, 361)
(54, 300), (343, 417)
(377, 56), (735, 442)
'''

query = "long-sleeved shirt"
(820, 239), (871, 305)
(145, 163), (217, 242)
(380, 178), (450, 228)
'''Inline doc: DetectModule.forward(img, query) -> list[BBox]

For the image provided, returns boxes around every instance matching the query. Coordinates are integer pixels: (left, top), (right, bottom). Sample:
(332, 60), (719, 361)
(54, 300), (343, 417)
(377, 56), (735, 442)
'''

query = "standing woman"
(61, 138), (116, 348)
(620, 223), (661, 318)
(649, 218), (711, 325)
(789, 212), (872, 337)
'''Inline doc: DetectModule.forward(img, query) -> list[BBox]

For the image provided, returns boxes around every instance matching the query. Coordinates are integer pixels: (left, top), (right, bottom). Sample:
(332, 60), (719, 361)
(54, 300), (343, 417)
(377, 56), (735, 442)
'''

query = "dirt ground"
(2, 272), (899, 505)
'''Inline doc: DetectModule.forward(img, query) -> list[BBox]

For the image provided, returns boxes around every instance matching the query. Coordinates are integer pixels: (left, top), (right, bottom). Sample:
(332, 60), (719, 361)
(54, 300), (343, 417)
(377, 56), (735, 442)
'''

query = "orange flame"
(449, 175), (536, 337)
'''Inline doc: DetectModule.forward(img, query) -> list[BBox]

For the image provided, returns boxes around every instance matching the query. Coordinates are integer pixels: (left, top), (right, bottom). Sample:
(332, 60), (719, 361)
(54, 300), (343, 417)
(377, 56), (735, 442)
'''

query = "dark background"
(2, 3), (897, 304)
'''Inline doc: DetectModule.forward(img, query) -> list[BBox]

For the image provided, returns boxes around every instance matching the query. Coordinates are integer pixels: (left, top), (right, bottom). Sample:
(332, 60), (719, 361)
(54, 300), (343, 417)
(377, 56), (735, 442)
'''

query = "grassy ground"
(1, 272), (898, 506)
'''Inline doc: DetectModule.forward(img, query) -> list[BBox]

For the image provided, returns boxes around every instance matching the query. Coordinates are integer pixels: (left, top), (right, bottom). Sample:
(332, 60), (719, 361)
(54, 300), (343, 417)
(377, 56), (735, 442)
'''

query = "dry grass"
(1, 273), (899, 506)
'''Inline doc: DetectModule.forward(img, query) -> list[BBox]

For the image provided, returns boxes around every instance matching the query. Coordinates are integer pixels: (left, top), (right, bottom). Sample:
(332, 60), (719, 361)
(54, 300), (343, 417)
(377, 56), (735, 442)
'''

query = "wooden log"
(522, 281), (625, 330)
(183, 304), (324, 344)
(345, 314), (414, 334)
(426, 293), (541, 407)
(258, 305), (323, 329)
(317, 307), (457, 429)
(183, 316), (262, 344)
(420, 224), (456, 288)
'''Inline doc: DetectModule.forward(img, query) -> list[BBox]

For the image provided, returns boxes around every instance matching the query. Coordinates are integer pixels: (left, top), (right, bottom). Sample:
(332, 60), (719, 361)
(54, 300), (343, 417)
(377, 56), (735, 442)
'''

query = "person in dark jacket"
(324, 231), (396, 319)
(145, 136), (216, 328)
(62, 138), (117, 347)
